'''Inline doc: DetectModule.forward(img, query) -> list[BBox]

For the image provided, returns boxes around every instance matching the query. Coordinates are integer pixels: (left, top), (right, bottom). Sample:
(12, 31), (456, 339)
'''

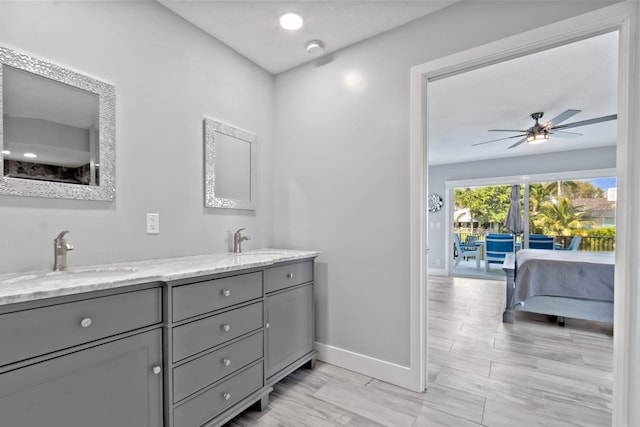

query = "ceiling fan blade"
(488, 129), (528, 133)
(544, 109), (581, 127)
(553, 114), (617, 130)
(549, 130), (582, 138)
(507, 136), (528, 149)
(471, 134), (526, 146)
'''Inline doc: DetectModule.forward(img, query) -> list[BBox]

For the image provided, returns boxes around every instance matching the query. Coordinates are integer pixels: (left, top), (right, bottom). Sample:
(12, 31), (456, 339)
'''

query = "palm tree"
(544, 181), (579, 204)
(528, 183), (553, 214)
(533, 197), (593, 236)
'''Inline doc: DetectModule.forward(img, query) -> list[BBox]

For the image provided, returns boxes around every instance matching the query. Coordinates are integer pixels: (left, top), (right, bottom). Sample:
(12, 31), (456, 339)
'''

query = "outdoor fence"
(554, 235), (615, 252)
(455, 231), (615, 253)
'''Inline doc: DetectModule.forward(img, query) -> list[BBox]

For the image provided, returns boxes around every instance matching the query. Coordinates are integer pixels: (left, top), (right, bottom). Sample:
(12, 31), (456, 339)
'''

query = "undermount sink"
(0, 267), (139, 285)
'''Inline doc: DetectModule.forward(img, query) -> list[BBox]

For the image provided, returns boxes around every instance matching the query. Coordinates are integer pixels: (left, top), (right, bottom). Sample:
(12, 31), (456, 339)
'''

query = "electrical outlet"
(146, 213), (160, 234)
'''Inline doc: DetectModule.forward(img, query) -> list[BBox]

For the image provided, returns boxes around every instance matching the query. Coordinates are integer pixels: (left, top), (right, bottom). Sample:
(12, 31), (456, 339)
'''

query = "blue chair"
(485, 233), (515, 271)
(528, 234), (555, 250)
(453, 234), (481, 270)
(557, 236), (582, 251)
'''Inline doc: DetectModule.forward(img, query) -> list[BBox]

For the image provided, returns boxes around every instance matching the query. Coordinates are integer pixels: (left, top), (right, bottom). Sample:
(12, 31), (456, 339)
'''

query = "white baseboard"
(314, 342), (413, 389)
(427, 267), (447, 276)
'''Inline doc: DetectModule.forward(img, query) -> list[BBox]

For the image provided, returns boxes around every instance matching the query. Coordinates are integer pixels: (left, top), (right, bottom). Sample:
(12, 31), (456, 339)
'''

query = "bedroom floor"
(226, 276), (613, 427)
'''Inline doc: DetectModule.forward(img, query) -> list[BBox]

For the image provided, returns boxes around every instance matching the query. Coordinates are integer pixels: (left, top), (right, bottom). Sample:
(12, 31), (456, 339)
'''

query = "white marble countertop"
(0, 249), (319, 306)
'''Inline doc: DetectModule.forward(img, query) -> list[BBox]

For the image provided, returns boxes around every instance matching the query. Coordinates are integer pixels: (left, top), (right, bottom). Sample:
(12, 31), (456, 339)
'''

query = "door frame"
(408, 3), (635, 424)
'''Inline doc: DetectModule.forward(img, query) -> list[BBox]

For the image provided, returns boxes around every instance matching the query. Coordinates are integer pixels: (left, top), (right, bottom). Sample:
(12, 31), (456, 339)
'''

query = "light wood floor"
(226, 276), (613, 426)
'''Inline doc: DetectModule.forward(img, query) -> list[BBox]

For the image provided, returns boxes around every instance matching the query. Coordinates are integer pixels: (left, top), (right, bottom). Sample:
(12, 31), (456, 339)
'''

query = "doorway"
(409, 4), (633, 423)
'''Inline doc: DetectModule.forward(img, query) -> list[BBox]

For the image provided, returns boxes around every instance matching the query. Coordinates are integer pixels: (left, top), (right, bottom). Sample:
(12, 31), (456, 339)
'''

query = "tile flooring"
(453, 258), (507, 281)
(226, 276), (613, 426)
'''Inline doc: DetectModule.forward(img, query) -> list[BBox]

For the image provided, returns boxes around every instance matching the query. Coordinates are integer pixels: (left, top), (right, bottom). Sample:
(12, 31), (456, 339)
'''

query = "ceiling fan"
(472, 109), (617, 149)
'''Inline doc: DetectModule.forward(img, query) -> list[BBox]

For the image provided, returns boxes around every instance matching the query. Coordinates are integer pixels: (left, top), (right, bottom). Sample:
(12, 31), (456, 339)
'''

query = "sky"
(587, 177), (617, 191)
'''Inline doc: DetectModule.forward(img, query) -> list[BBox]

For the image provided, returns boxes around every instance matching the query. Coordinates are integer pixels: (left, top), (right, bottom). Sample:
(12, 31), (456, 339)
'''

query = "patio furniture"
(485, 233), (515, 271)
(528, 234), (555, 250)
(454, 233), (481, 270)
(556, 236), (582, 251)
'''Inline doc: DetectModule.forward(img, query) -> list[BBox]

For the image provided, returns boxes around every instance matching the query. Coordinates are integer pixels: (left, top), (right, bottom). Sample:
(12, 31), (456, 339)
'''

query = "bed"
(502, 249), (615, 324)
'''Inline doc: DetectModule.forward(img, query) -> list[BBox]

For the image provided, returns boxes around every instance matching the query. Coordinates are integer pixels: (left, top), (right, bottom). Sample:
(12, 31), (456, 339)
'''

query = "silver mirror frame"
(204, 117), (257, 210)
(0, 46), (115, 201)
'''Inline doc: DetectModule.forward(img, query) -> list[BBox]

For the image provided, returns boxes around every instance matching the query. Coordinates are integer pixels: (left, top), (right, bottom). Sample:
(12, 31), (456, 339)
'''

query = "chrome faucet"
(53, 230), (74, 271)
(233, 228), (250, 254)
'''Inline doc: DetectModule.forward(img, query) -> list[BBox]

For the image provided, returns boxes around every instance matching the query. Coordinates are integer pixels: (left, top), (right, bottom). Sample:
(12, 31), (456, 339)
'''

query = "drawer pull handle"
(222, 289), (231, 297)
(266, 322), (270, 329)
(222, 324), (231, 332)
(223, 392), (232, 401)
(223, 358), (232, 367)
(286, 273), (294, 279)
(80, 318), (92, 328)
(152, 365), (162, 375)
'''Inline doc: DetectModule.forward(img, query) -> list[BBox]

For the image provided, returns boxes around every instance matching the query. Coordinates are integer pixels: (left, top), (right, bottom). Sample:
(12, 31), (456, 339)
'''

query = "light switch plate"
(146, 213), (160, 234)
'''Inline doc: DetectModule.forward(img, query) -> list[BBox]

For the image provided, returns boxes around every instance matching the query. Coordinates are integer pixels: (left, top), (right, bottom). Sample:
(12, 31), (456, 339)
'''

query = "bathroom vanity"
(0, 249), (318, 427)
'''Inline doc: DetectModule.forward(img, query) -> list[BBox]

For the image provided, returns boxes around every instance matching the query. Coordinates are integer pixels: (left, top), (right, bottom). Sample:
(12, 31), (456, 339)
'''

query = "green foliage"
(583, 227), (616, 237)
(455, 185), (512, 230)
(567, 181), (606, 199)
(528, 183), (552, 214)
(529, 181), (604, 211)
(455, 180), (611, 236)
(532, 197), (593, 236)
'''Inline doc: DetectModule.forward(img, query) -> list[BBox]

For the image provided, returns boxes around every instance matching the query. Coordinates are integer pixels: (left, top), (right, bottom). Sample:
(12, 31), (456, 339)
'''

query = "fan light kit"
(473, 109), (617, 150)
(527, 134), (548, 144)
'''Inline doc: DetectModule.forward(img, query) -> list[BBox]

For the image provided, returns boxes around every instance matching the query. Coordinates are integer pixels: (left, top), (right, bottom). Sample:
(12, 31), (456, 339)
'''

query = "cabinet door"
(266, 284), (313, 379)
(0, 329), (163, 427)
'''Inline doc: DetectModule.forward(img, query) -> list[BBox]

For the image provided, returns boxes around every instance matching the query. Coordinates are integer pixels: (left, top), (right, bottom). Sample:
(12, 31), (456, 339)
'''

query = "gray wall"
(272, 1), (618, 366)
(3, 3), (638, 419)
(427, 146), (617, 270)
(0, 1), (275, 273)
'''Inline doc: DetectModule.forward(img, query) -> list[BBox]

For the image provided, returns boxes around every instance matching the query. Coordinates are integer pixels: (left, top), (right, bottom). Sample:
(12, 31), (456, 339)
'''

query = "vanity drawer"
(173, 331), (263, 403)
(173, 361), (263, 427)
(173, 302), (263, 362)
(265, 260), (313, 293)
(0, 288), (162, 366)
(172, 271), (263, 322)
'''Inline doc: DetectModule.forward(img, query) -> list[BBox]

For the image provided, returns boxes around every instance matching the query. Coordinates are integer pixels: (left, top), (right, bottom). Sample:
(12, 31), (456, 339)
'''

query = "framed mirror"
(0, 46), (115, 201)
(204, 117), (256, 210)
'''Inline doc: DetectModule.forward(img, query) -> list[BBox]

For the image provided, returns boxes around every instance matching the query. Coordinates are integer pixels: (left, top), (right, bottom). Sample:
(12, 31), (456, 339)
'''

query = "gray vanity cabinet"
(265, 260), (316, 383)
(168, 259), (317, 426)
(0, 254), (318, 427)
(0, 287), (163, 427)
(169, 271), (269, 427)
(0, 329), (163, 427)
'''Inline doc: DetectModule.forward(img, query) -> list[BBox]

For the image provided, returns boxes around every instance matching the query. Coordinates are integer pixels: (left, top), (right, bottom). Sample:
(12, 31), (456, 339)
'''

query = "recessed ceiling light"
(306, 40), (324, 55)
(23, 152), (37, 158)
(279, 12), (303, 31)
(1, 150), (9, 155)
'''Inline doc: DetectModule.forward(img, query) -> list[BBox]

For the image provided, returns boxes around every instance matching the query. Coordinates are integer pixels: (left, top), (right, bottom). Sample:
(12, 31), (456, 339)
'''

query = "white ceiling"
(159, 0), (456, 74)
(428, 31), (619, 165)
(158, 1), (617, 166)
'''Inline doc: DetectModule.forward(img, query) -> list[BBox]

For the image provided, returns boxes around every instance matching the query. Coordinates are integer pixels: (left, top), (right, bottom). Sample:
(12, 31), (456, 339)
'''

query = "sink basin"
(0, 267), (139, 285)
